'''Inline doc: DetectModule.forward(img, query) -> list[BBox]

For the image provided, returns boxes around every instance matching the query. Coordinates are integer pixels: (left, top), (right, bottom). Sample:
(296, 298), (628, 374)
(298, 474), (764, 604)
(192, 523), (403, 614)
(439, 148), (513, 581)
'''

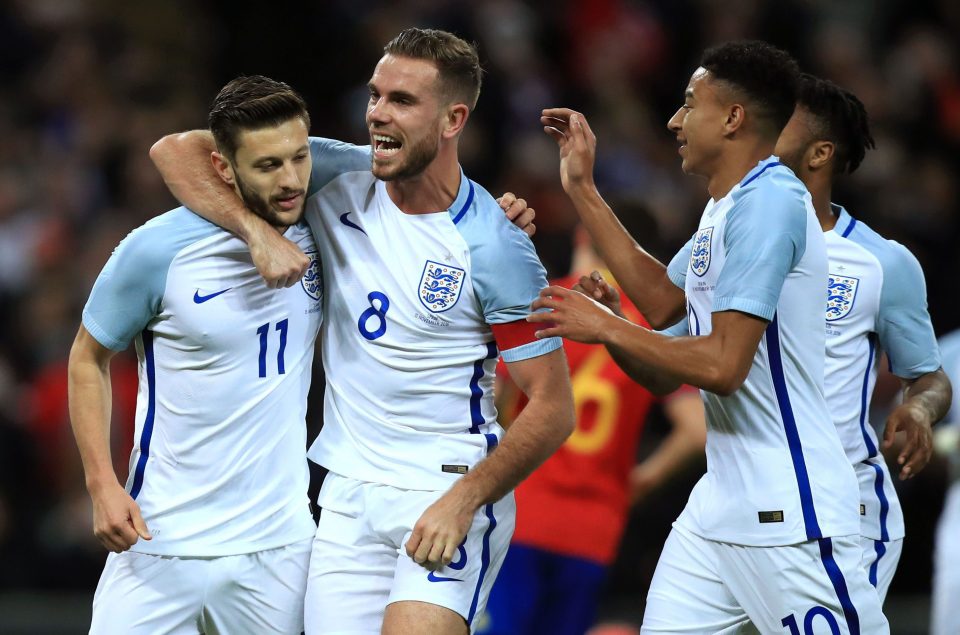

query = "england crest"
(690, 227), (714, 277)
(419, 260), (465, 313)
(825, 273), (859, 321)
(300, 250), (322, 301)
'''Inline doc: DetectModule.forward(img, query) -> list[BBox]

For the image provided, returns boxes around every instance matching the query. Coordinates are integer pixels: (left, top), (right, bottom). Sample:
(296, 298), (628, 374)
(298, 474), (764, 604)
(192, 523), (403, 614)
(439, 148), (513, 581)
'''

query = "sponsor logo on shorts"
(758, 510), (784, 523)
(442, 465), (468, 475)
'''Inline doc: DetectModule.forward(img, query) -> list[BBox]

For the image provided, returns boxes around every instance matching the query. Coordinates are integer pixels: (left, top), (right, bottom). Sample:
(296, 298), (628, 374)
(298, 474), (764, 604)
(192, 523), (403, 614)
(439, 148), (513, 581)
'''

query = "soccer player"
(774, 74), (951, 602)
(150, 28), (575, 635)
(931, 328), (960, 635)
(531, 42), (888, 632)
(481, 227), (706, 635)
(68, 76), (320, 634)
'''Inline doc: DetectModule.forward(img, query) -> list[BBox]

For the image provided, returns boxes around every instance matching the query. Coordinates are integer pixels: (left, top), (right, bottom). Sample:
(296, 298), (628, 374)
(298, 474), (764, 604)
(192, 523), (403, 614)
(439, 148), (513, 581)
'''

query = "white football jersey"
(938, 330), (960, 479)
(824, 206), (941, 541)
(666, 157), (860, 546)
(300, 138), (561, 491)
(82, 209), (320, 556)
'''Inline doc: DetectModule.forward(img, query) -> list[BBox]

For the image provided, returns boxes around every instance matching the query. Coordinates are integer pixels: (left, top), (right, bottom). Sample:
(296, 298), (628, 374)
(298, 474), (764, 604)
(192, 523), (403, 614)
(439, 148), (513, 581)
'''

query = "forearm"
(452, 378), (574, 508)
(565, 183), (685, 329)
(149, 131), (270, 241)
(903, 369), (953, 424)
(67, 354), (117, 492)
(607, 342), (683, 396)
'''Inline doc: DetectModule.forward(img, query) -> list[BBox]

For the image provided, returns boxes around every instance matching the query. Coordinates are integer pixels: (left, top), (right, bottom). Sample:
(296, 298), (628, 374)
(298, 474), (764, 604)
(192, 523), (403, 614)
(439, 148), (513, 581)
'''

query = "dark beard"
(374, 133), (439, 181)
(235, 173), (294, 228)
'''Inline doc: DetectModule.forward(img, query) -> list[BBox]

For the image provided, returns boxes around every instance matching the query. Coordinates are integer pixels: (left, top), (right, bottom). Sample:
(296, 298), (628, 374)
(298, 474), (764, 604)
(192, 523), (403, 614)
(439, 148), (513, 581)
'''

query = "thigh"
(305, 508), (396, 635)
(640, 526), (755, 635)
(719, 535), (889, 635)
(203, 538), (312, 635)
(858, 536), (902, 605)
(387, 491), (516, 634)
(90, 551), (203, 635)
(539, 552), (607, 635)
(478, 544), (544, 635)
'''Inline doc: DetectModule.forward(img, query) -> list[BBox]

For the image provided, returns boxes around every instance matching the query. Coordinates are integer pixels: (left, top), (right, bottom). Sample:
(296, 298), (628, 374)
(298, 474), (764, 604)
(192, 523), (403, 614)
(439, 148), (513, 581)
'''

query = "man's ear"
(723, 103), (746, 135)
(807, 140), (836, 172)
(442, 103), (470, 140)
(211, 151), (235, 186)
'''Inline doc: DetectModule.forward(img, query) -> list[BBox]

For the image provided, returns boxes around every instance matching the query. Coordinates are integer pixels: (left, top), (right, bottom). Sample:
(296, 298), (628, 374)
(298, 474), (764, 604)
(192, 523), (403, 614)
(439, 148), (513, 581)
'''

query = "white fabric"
(641, 524), (888, 634)
(90, 538), (311, 634)
(932, 482), (960, 635)
(304, 472), (515, 634)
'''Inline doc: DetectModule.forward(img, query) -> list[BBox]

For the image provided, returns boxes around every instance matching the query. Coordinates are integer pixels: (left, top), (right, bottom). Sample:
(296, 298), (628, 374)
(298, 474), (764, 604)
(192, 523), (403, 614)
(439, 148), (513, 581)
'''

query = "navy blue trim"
(858, 335), (878, 457)
(338, 212), (367, 235)
(864, 460), (891, 542)
(451, 181), (476, 225)
(869, 539), (887, 588)
(740, 161), (782, 188)
(841, 217), (857, 238)
(468, 342), (498, 434)
(130, 330), (156, 500)
(818, 538), (861, 634)
(765, 314), (822, 539)
(467, 503), (497, 624)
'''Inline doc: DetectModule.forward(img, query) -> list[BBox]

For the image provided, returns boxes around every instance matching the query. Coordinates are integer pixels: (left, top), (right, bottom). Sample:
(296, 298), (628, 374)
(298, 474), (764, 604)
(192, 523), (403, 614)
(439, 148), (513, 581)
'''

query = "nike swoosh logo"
(339, 212), (367, 235)
(193, 288), (232, 304)
(427, 571), (463, 583)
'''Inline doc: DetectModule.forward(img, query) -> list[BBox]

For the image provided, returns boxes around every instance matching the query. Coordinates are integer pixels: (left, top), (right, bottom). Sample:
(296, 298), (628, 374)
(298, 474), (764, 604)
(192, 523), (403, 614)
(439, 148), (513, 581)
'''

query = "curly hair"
(700, 40), (800, 136)
(797, 73), (875, 174)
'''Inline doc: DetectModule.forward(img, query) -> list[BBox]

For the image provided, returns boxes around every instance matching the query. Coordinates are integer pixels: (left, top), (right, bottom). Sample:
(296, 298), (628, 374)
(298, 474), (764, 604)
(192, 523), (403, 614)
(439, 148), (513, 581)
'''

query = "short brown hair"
(208, 75), (310, 160)
(384, 28), (483, 110)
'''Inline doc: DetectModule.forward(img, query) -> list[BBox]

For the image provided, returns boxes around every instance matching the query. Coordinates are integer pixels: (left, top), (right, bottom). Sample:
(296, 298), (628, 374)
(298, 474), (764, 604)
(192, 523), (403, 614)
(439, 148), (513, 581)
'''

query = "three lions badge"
(826, 274), (859, 321)
(690, 227), (714, 277)
(419, 260), (465, 313)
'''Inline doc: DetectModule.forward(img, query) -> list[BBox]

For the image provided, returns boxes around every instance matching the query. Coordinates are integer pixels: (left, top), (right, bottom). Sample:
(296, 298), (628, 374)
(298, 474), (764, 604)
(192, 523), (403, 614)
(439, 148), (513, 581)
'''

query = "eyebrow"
(251, 144), (309, 165)
(367, 82), (418, 103)
(685, 88), (695, 99)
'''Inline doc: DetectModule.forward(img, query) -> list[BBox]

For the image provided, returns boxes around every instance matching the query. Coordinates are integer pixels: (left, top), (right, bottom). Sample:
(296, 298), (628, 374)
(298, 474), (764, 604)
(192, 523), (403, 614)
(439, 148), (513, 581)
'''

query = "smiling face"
(366, 54), (448, 181)
(666, 67), (731, 178)
(215, 117), (311, 228)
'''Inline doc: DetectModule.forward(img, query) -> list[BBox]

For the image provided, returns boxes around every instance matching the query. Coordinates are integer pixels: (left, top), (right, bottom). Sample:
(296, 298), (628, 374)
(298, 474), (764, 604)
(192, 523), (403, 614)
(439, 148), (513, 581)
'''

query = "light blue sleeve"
(82, 208), (221, 351)
(876, 241), (941, 379)
(937, 331), (960, 425)
(667, 236), (693, 289)
(453, 181), (561, 362)
(713, 186), (806, 320)
(306, 137), (372, 196)
(656, 316), (690, 337)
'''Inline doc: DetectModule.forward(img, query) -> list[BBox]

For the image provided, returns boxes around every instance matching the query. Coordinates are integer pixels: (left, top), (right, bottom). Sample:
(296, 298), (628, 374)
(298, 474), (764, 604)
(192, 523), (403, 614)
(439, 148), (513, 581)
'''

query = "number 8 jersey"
(303, 138), (561, 490)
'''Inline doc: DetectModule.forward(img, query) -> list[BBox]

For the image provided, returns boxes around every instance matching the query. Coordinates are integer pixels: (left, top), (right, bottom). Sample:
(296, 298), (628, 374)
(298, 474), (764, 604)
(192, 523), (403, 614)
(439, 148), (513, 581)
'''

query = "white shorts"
(858, 535), (902, 604)
(89, 538), (311, 635)
(641, 525), (888, 634)
(932, 481), (960, 635)
(304, 472), (516, 634)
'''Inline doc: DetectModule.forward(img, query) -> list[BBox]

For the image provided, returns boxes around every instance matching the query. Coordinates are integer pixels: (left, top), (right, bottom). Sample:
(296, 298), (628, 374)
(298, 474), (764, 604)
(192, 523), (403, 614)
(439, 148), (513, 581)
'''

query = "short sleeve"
(307, 137), (372, 196)
(876, 242), (941, 378)
(667, 236), (693, 290)
(656, 316), (690, 338)
(712, 191), (806, 320)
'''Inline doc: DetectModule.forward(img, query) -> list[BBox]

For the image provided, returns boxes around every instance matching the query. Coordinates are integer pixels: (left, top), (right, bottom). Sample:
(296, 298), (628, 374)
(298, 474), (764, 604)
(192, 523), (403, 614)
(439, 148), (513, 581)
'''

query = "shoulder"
(308, 137), (371, 192)
(729, 165), (808, 230)
(115, 207), (223, 269)
(845, 219), (925, 287)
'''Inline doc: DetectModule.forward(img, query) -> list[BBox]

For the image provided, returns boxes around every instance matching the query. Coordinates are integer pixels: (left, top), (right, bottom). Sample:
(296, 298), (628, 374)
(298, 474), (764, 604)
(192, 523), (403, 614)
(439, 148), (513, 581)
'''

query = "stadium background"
(0, 0), (957, 632)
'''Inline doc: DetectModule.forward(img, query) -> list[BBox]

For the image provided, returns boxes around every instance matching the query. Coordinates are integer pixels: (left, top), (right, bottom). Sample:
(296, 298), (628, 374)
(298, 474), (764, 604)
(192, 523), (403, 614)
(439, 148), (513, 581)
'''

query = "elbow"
(703, 365), (747, 397)
(149, 134), (176, 168)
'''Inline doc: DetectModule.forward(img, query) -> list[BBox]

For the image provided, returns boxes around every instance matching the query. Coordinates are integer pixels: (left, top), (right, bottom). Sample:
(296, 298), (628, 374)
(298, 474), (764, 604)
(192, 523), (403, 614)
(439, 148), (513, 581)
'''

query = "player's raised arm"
(150, 130), (308, 288)
(405, 347), (575, 570)
(542, 108), (685, 329)
(68, 327), (152, 552)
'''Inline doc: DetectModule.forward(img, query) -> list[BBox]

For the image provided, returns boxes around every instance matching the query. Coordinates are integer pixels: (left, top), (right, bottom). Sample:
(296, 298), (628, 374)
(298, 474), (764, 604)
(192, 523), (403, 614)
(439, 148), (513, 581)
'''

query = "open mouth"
(275, 192), (303, 211)
(373, 134), (402, 157)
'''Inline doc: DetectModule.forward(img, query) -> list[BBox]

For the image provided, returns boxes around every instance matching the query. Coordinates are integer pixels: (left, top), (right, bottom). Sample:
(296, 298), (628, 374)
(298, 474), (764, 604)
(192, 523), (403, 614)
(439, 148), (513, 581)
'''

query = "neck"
(805, 171), (837, 232)
(385, 145), (462, 214)
(705, 138), (776, 200)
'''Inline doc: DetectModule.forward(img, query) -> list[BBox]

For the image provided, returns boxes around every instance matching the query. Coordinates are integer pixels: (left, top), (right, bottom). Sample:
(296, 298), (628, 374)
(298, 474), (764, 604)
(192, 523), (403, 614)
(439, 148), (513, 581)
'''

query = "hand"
(498, 192), (536, 237)
(883, 401), (934, 479)
(528, 285), (618, 344)
(246, 223), (310, 289)
(541, 108), (598, 193)
(573, 271), (623, 318)
(90, 481), (151, 552)
(405, 489), (475, 571)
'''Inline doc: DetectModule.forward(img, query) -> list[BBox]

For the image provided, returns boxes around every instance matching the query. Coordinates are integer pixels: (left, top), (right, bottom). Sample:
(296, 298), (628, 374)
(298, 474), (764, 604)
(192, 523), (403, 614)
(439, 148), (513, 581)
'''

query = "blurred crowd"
(1, 0), (958, 614)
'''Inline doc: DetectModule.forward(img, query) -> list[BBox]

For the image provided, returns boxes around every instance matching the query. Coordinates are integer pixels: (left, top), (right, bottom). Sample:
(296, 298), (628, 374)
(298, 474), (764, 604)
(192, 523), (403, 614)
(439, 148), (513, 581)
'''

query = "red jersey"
(498, 275), (657, 565)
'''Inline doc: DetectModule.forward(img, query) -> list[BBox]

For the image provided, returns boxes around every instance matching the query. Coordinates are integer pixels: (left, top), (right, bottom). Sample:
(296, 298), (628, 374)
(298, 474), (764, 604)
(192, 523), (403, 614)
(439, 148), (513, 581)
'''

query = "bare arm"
(530, 285), (766, 396)
(629, 390), (706, 503)
(542, 108), (686, 328)
(406, 348), (574, 568)
(883, 368), (953, 479)
(149, 131), (308, 288)
(67, 326), (151, 552)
